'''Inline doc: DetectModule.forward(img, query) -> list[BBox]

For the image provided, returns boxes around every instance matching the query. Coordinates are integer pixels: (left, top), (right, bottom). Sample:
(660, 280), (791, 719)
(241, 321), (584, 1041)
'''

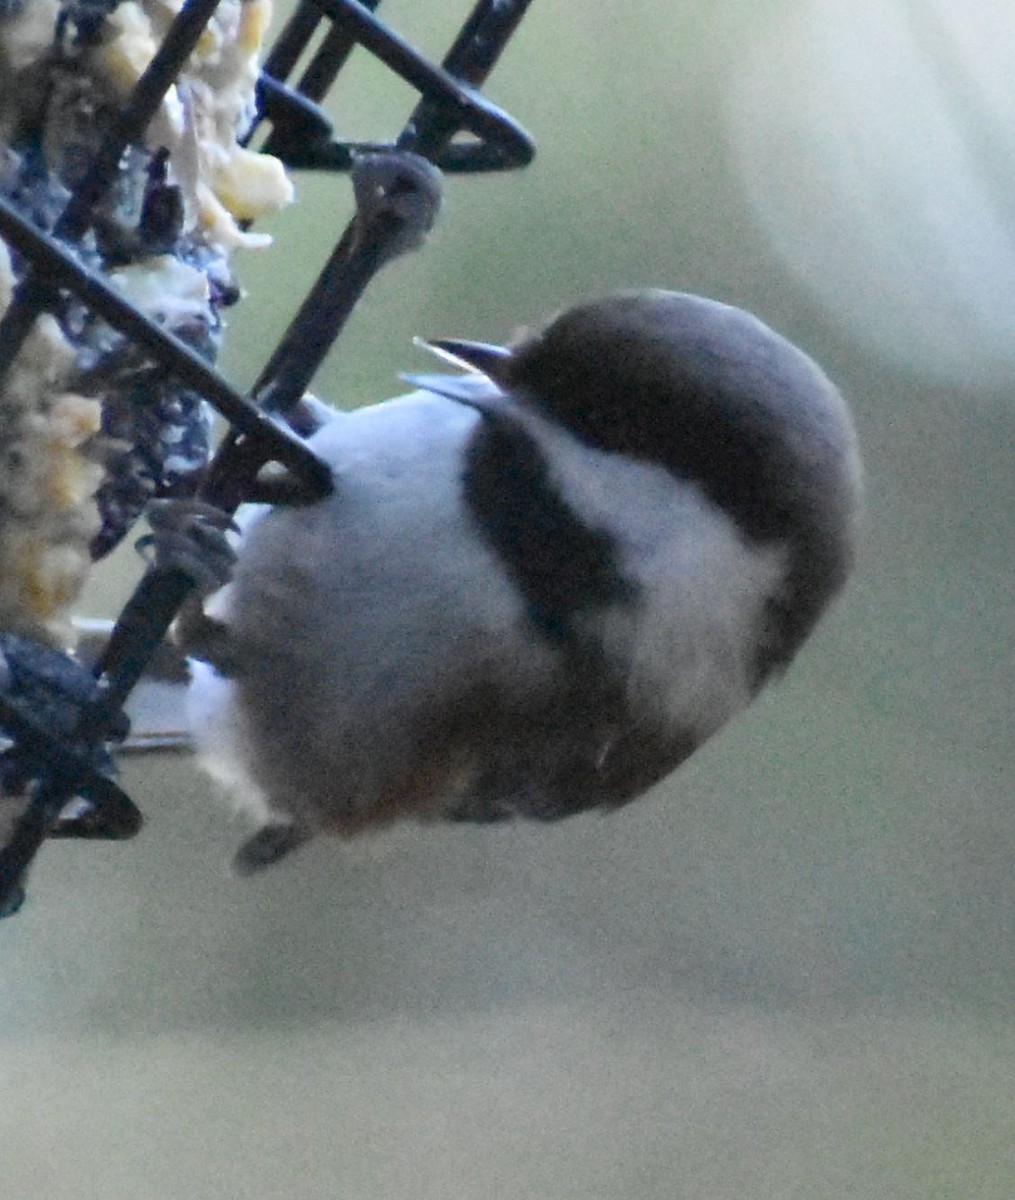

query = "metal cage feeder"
(0, 0), (537, 916)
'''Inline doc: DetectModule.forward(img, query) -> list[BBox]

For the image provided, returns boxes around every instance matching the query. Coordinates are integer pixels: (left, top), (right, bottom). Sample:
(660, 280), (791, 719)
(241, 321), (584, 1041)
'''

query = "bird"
(176, 289), (863, 873)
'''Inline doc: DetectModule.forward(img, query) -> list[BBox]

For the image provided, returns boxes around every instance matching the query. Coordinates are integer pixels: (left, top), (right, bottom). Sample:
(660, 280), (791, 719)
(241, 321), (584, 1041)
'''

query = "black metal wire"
(252, 0), (535, 173)
(403, 0), (536, 164)
(266, 0), (382, 106)
(249, 0), (535, 414)
(0, 197), (333, 495)
(57, 0), (225, 243)
(0, 0), (537, 915)
(0, 0), (225, 391)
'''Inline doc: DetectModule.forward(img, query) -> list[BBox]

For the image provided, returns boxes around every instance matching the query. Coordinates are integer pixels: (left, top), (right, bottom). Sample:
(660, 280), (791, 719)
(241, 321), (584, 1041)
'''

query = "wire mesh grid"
(0, 0), (536, 915)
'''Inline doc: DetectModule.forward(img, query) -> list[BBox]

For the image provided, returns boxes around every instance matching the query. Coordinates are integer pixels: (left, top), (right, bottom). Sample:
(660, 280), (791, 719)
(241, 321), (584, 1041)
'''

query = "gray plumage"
(182, 290), (862, 871)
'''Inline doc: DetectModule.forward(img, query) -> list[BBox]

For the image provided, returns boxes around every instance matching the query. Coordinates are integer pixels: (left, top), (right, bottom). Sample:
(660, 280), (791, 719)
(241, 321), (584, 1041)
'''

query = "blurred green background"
(4, 1), (1014, 1197)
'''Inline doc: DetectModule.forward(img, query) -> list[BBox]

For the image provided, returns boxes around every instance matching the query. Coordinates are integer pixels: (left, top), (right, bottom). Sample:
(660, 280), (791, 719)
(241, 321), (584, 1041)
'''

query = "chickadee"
(182, 290), (862, 873)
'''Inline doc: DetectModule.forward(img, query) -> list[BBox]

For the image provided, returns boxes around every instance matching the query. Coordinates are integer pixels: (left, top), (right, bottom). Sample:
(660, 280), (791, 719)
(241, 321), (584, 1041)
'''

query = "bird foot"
(233, 822), (310, 875)
(137, 499), (239, 594)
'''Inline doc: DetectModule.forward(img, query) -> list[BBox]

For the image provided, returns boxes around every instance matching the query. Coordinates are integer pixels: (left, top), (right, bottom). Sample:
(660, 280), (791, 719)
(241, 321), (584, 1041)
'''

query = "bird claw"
(137, 499), (239, 593)
(233, 823), (310, 875)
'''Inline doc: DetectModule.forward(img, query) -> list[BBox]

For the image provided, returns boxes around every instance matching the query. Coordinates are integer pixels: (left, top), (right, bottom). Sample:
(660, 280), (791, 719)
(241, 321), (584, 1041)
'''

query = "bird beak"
(414, 337), (513, 380)
(401, 337), (516, 415)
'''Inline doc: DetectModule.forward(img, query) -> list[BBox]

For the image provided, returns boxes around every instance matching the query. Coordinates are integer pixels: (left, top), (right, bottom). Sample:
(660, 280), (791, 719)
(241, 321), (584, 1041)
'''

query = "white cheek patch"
(532, 414), (790, 739)
(627, 524), (787, 737)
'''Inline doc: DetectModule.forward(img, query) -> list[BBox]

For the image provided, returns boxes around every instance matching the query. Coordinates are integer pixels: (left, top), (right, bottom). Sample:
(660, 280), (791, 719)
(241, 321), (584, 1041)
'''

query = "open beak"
(415, 337), (513, 379)
(401, 337), (515, 413)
